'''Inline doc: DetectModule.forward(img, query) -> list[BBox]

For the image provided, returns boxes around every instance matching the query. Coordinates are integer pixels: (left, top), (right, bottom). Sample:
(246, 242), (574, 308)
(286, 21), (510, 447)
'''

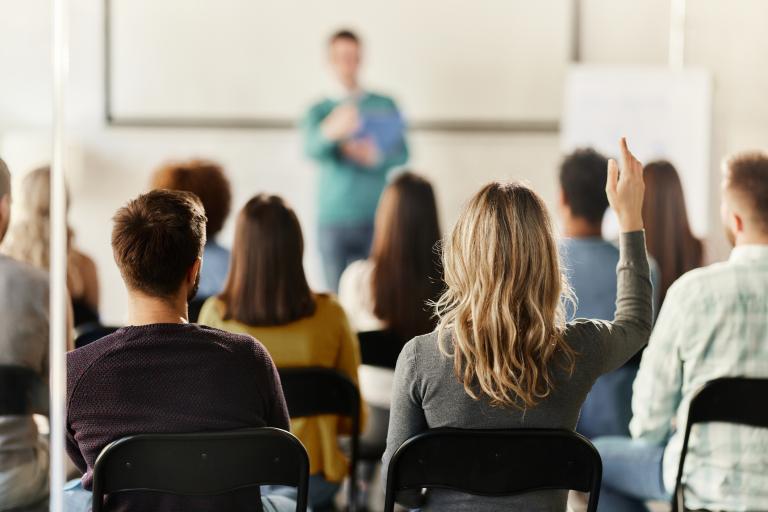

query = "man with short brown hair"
(65, 190), (294, 512)
(595, 151), (768, 511)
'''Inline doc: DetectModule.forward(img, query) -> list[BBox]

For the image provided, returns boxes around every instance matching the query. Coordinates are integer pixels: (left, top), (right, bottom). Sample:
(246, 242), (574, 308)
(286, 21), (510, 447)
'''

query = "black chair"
(74, 323), (120, 349)
(91, 428), (309, 512)
(356, 330), (404, 464)
(0, 365), (47, 415)
(384, 428), (602, 512)
(357, 330), (406, 369)
(672, 377), (768, 512)
(278, 367), (361, 511)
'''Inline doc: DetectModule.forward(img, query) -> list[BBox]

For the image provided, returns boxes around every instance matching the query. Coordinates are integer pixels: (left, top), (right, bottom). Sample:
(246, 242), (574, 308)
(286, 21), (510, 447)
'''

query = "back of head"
(219, 194), (315, 326)
(370, 172), (443, 340)
(2, 167), (53, 267)
(112, 189), (207, 298)
(329, 28), (361, 46)
(722, 151), (768, 239)
(150, 159), (231, 240)
(642, 160), (702, 304)
(436, 182), (574, 409)
(559, 148), (610, 225)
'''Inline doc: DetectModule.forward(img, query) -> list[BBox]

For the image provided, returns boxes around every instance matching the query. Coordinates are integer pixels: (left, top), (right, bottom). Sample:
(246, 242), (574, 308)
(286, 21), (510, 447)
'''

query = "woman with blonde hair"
(382, 139), (654, 511)
(2, 166), (99, 328)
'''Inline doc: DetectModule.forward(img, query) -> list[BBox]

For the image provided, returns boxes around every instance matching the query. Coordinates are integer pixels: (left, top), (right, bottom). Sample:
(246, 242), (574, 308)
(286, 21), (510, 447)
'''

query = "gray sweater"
(382, 231), (653, 511)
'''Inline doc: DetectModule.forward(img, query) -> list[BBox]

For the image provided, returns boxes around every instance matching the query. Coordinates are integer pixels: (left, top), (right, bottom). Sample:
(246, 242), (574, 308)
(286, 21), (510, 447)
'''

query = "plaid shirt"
(631, 244), (768, 511)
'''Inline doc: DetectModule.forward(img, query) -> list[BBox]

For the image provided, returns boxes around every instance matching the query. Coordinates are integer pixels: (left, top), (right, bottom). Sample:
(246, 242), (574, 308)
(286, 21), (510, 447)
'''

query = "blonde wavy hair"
(435, 182), (575, 409)
(2, 166), (56, 267)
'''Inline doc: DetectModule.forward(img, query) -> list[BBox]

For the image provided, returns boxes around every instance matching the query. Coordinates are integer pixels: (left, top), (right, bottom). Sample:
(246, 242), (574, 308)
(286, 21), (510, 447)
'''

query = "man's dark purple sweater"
(66, 323), (290, 511)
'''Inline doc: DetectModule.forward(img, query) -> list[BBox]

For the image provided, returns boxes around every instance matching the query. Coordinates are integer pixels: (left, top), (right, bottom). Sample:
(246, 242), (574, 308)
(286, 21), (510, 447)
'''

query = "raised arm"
(572, 138), (654, 374)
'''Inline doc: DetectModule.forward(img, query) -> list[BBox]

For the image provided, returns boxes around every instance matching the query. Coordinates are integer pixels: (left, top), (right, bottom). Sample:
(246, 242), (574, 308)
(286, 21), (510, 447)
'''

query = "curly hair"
(435, 182), (575, 409)
(150, 159), (231, 239)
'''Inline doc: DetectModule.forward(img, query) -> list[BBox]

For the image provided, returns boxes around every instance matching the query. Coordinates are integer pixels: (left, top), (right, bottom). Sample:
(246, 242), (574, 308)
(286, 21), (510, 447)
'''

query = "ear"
(0, 194), (10, 223)
(187, 257), (202, 285)
(732, 211), (745, 235)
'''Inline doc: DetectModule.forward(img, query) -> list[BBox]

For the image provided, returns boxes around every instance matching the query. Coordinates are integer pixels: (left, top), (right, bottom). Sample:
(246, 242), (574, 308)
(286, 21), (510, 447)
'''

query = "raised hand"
(606, 137), (645, 232)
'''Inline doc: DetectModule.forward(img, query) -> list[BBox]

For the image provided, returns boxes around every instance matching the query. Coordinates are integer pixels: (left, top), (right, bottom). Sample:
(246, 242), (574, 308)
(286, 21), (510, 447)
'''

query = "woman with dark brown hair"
(198, 194), (364, 511)
(339, 171), (443, 341)
(642, 161), (704, 306)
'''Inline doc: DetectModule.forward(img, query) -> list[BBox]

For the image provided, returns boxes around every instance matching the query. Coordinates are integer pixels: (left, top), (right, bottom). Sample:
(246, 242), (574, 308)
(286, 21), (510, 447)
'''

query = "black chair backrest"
(74, 324), (120, 349)
(278, 367), (361, 511)
(384, 428), (602, 512)
(0, 365), (47, 415)
(91, 428), (309, 512)
(357, 330), (406, 369)
(672, 377), (768, 512)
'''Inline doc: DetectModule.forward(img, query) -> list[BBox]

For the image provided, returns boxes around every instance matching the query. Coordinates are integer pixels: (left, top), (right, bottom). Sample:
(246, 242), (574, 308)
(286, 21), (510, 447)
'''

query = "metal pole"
(669, 0), (687, 68)
(50, 0), (69, 509)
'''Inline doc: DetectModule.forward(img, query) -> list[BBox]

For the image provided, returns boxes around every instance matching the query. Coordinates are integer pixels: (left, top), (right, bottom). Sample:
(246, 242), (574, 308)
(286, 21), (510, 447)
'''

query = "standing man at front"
(303, 29), (409, 292)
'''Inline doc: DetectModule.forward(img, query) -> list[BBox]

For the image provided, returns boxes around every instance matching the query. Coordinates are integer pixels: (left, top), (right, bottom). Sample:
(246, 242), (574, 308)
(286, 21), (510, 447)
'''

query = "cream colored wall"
(1, 0), (767, 323)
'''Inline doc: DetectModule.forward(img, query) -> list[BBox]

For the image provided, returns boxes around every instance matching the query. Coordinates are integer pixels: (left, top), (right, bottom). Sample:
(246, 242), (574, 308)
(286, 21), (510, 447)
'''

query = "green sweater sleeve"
(302, 102), (338, 161)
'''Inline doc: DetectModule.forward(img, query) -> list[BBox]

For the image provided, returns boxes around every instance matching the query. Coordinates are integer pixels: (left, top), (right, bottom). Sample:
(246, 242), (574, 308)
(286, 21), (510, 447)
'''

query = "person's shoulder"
(0, 255), (49, 287)
(305, 98), (336, 117)
(564, 319), (609, 349)
(339, 259), (373, 286)
(662, 261), (731, 306)
(313, 293), (349, 320)
(400, 330), (442, 368)
(67, 328), (125, 389)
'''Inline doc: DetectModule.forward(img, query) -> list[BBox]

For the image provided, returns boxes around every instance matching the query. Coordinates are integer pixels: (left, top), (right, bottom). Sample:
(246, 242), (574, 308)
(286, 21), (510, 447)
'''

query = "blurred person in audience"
(383, 139), (653, 511)
(595, 152), (768, 512)
(558, 149), (659, 439)
(0, 158), (50, 510)
(64, 190), (294, 512)
(303, 29), (409, 292)
(150, 159), (232, 301)
(642, 160), (704, 307)
(2, 166), (99, 328)
(199, 194), (366, 511)
(338, 171), (442, 443)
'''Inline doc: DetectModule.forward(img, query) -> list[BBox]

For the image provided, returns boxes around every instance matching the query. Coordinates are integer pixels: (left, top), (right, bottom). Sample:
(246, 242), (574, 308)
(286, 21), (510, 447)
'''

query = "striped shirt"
(631, 244), (768, 511)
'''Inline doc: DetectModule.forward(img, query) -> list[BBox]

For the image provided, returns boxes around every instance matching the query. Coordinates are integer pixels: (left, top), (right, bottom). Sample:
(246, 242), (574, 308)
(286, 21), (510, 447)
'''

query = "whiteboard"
(108, 0), (572, 126)
(561, 66), (713, 237)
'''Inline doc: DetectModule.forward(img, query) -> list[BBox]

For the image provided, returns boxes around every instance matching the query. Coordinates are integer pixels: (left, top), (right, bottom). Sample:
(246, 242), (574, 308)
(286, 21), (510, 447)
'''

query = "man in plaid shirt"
(595, 151), (768, 511)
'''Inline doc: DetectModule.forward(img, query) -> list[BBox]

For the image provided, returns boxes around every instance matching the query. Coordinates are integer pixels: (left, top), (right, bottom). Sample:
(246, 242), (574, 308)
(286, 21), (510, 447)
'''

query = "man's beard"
(187, 271), (201, 302)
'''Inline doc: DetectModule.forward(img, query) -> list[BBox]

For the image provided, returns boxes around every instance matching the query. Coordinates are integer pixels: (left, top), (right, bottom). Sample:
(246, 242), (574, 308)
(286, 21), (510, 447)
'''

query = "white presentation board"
(561, 66), (713, 237)
(108, 0), (572, 126)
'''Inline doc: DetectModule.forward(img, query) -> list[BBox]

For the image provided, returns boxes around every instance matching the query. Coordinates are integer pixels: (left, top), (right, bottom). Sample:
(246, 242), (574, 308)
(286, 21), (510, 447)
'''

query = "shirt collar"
(729, 244), (768, 264)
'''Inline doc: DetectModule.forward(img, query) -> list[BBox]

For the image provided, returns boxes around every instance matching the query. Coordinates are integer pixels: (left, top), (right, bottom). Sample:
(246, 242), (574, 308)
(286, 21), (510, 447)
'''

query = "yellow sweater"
(198, 294), (366, 482)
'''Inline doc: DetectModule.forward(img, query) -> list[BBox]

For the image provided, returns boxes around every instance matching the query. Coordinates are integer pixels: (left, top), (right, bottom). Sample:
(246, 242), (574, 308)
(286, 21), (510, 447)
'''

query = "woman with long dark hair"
(199, 194), (364, 511)
(642, 161), (704, 306)
(338, 172), (442, 414)
(339, 171), (443, 340)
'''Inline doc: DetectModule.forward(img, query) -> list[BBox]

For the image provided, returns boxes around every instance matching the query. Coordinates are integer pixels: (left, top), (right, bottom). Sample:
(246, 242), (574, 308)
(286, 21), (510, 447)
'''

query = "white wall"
(1, 0), (767, 324)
